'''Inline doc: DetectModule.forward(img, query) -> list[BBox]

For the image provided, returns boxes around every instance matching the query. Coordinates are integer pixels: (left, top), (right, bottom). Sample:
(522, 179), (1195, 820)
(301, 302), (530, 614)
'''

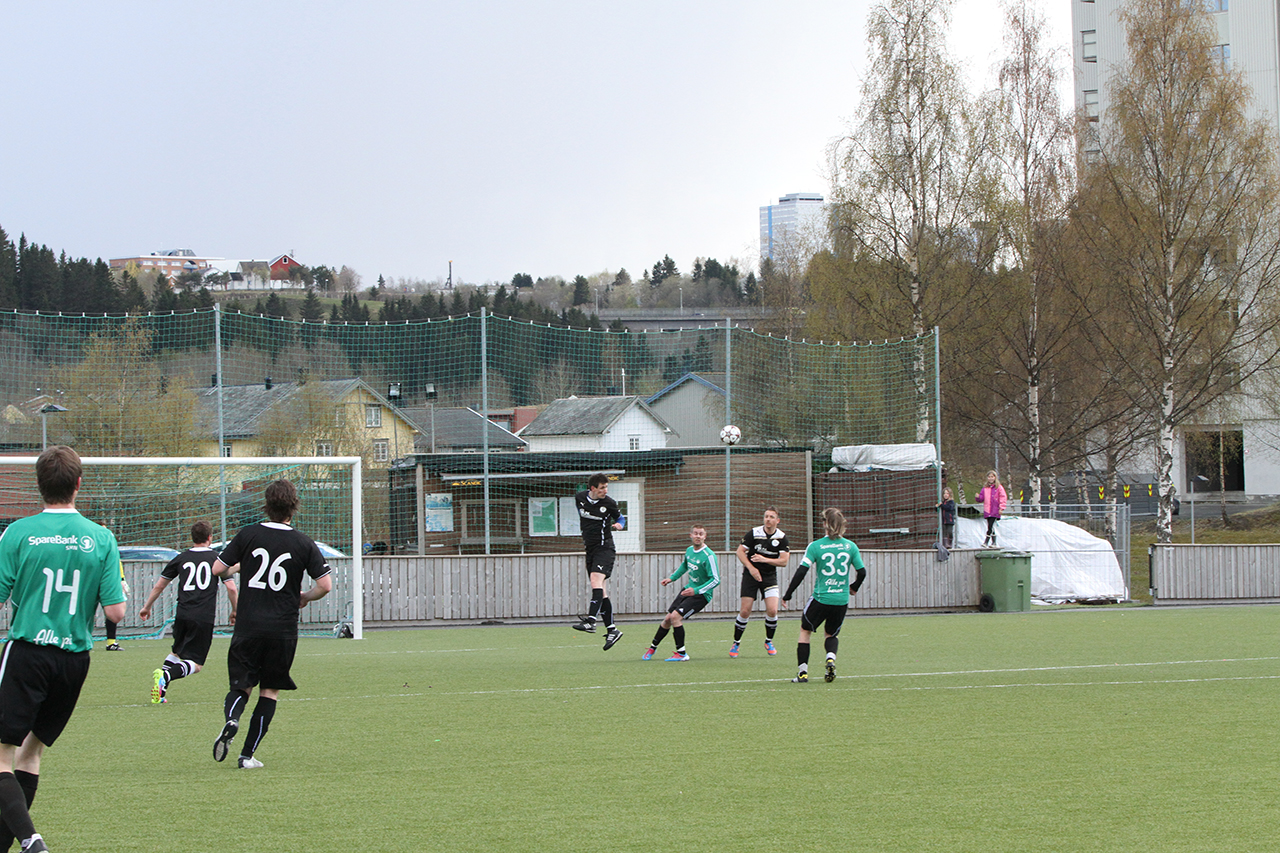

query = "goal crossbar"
(2, 455), (365, 640)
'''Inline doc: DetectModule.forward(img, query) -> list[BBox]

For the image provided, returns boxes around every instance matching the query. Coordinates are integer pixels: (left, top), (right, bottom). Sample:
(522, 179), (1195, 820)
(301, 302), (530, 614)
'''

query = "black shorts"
(585, 545), (616, 579)
(170, 618), (215, 666)
(0, 640), (90, 747)
(800, 599), (848, 637)
(227, 634), (299, 692)
(739, 567), (779, 600)
(667, 591), (711, 619)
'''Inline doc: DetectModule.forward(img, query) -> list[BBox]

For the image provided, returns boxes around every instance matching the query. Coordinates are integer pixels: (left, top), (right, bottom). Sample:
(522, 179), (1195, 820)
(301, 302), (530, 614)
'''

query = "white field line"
(105, 653), (1266, 707)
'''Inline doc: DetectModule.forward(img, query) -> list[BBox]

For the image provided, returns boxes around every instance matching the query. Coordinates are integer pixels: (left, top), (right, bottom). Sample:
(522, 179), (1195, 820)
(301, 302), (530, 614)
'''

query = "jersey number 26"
(247, 548), (292, 591)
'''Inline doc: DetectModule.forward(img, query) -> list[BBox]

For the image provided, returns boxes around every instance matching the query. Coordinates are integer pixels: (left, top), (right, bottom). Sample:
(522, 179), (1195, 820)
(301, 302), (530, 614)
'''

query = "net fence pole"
(724, 318), (732, 551)
(934, 326), (943, 541)
(352, 457), (364, 639)
(215, 304), (227, 543)
(481, 307), (491, 555)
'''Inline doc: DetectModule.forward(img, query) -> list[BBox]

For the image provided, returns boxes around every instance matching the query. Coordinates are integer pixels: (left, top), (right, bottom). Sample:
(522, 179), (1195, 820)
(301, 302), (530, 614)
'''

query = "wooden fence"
(357, 549), (981, 626)
(98, 550), (980, 636)
(1150, 544), (1280, 605)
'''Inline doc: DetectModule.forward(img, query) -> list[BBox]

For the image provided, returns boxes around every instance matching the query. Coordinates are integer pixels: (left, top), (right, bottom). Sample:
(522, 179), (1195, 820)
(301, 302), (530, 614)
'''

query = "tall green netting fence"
(0, 306), (939, 569)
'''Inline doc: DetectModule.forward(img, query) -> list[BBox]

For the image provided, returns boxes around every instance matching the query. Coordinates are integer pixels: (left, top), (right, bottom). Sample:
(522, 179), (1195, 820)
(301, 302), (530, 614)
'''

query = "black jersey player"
(209, 480), (331, 768)
(570, 473), (625, 650)
(138, 521), (238, 704)
(730, 507), (791, 658)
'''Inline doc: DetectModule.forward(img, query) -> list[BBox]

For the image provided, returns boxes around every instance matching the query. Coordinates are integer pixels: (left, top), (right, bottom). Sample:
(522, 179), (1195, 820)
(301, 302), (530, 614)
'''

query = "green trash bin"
(977, 550), (1032, 612)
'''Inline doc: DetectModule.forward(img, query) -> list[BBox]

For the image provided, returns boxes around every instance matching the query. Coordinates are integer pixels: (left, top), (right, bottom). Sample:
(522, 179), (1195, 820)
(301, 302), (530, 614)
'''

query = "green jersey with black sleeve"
(0, 508), (125, 653)
(797, 536), (865, 606)
(669, 545), (720, 601)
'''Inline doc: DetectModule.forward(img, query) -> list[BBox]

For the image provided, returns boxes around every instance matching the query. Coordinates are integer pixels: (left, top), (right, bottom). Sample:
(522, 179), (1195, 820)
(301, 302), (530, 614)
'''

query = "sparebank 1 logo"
(79, 536), (95, 553)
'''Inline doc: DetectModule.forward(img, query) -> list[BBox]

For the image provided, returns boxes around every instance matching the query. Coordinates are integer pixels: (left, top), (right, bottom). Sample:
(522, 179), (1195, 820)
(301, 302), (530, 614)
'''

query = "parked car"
(118, 545), (180, 562)
(212, 540), (347, 558)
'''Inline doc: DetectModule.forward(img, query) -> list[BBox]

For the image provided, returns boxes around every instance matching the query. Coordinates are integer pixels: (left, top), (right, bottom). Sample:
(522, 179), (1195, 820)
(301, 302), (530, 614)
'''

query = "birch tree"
(830, 0), (997, 442)
(1075, 0), (1280, 542)
(985, 0), (1075, 504)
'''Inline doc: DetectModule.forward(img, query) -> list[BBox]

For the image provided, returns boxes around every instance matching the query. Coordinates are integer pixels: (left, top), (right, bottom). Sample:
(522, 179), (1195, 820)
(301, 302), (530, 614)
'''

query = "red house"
(268, 254), (304, 280)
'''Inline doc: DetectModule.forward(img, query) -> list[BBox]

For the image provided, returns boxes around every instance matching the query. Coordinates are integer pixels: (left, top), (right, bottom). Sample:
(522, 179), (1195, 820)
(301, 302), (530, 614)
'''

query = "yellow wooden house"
(196, 378), (419, 466)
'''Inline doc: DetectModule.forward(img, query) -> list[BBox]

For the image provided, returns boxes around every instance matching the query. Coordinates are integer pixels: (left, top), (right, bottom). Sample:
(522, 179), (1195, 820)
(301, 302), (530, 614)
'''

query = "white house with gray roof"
(518, 396), (675, 453)
(645, 372), (729, 448)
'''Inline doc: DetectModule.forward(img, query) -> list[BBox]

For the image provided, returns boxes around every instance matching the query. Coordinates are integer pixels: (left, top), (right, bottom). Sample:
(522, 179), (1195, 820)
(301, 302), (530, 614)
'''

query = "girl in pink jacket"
(975, 470), (1007, 547)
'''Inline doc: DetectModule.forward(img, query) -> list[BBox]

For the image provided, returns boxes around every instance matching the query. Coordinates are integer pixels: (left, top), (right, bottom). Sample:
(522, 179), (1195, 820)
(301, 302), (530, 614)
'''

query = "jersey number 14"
(41, 567), (81, 615)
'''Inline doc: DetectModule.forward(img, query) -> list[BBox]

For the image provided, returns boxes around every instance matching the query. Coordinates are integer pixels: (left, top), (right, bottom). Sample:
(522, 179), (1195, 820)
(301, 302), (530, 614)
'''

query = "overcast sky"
(0, 1), (1072, 289)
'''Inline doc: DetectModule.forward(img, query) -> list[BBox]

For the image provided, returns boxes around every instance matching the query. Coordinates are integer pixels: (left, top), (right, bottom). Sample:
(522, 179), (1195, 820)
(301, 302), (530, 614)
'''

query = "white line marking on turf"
(102, 656), (1280, 709)
(108, 670), (1280, 709)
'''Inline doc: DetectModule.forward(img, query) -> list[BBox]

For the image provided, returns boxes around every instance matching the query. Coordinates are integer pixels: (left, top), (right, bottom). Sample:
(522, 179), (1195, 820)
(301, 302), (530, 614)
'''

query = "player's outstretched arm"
(781, 562), (810, 609)
(138, 577), (173, 621)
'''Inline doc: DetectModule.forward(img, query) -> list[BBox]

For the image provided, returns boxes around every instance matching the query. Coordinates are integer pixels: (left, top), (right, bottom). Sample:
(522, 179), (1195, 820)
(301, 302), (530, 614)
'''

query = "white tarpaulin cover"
(954, 515), (1127, 601)
(831, 443), (939, 471)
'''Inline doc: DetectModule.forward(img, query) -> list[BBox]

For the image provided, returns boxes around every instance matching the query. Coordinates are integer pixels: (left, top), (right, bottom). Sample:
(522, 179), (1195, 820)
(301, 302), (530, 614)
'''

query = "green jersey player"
(781, 508), (866, 683)
(0, 446), (126, 853)
(642, 525), (721, 661)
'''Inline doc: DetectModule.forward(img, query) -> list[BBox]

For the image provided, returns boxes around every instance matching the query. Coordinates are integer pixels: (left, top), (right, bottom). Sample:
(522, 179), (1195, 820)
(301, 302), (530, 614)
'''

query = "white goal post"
(0, 455), (365, 640)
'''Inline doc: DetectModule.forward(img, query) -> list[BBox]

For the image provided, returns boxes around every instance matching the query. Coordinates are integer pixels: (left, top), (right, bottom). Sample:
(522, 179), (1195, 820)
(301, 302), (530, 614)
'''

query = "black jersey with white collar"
(575, 490), (620, 549)
(219, 522), (330, 638)
(740, 525), (790, 571)
(161, 546), (227, 624)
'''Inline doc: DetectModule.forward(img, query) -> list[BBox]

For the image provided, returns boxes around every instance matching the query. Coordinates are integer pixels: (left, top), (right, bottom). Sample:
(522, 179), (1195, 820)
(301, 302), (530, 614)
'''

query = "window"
(1205, 0), (1228, 11)
(373, 438), (389, 463)
(1084, 90), (1099, 121)
(1210, 44), (1231, 68)
(365, 404), (382, 428)
(315, 441), (334, 457)
(221, 443), (232, 458)
(1082, 30), (1097, 63)
(628, 435), (641, 451)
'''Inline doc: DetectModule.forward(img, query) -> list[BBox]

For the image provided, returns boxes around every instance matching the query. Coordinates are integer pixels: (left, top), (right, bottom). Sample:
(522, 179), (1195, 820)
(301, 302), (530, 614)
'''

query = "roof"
(397, 406), (525, 451)
(394, 445), (810, 477)
(520, 396), (673, 437)
(645, 372), (728, 405)
(195, 378), (407, 439)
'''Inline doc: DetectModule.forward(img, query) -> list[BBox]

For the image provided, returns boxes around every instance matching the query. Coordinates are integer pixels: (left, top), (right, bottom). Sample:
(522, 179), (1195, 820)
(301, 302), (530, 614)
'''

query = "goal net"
(0, 456), (364, 640)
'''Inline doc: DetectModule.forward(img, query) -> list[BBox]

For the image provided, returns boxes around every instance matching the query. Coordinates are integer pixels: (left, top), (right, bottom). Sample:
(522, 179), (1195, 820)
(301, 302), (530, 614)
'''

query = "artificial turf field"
(35, 605), (1280, 852)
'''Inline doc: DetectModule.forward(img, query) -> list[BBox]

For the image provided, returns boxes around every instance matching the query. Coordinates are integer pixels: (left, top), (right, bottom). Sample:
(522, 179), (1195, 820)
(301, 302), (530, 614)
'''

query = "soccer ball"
(719, 424), (741, 445)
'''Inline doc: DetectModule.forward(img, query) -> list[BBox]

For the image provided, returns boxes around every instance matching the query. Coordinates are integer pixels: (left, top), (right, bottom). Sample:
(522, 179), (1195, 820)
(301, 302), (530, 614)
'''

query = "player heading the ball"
(571, 473), (625, 651)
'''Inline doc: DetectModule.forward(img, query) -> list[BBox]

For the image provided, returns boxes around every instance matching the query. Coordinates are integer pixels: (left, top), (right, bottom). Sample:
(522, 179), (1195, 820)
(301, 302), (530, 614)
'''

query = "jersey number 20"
(182, 560), (213, 591)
